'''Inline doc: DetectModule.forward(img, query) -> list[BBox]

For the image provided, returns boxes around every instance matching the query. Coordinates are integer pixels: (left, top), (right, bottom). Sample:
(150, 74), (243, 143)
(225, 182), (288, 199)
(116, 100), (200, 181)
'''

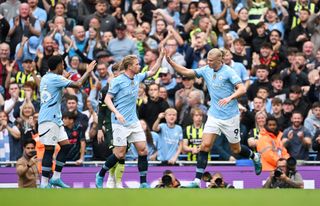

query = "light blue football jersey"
(156, 123), (183, 161)
(108, 73), (147, 126)
(38, 72), (72, 126)
(194, 64), (242, 120)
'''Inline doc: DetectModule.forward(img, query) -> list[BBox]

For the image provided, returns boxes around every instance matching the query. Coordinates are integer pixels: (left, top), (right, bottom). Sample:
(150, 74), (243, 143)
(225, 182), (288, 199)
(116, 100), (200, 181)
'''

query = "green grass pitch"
(1, 189), (319, 206)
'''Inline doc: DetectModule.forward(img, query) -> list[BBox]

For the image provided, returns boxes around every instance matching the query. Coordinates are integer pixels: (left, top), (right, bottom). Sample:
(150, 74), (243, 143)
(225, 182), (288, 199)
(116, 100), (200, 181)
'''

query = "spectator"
(4, 82), (23, 123)
(158, 67), (179, 104)
(185, 31), (212, 69)
(288, 9), (311, 51)
(307, 69), (320, 103)
(257, 42), (281, 77)
(251, 22), (268, 54)
(16, 138), (39, 188)
(183, 107), (206, 161)
(263, 157), (304, 188)
(312, 129), (320, 160)
(35, 36), (54, 76)
(11, 58), (41, 98)
(152, 108), (183, 165)
(288, 85), (310, 118)
(62, 111), (86, 164)
(15, 99), (36, 141)
(63, 94), (89, 132)
(282, 111), (312, 160)
(189, 16), (217, 48)
(0, 0), (20, 22)
(271, 97), (286, 131)
(288, 0), (316, 30)
(263, 6), (288, 38)
(141, 49), (161, 85)
(95, 62), (109, 89)
(0, 111), (11, 162)
(8, 3), (41, 55)
(257, 116), (289, 171)
(107, 22), (139, 63)
(0, 14), (9, 43)
(161, 38), (186, 74)
(159, 86), (173, 107)
(0, 109), (22, 161)
(247, 64), (272, 102)
(84, 0), (117, 33)
(247, 0), (270, 25)
(179, 89), (207, 128)
(15, 36), (39, 70)
(232, 38), (252, 69)
(223, 49), (250, 89)
(139, 83), (169, 129)
(269, 74), (287, 100)
(248, 111), (267, 151)
(27, 0), (47, 29)
(280, 53), (309, 89)
(304, 102), (320, 137)
(230, 7), (256, 47)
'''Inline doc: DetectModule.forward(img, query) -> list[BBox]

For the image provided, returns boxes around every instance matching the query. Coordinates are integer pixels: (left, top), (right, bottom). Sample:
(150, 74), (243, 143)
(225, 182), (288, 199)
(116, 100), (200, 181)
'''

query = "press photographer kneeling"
(263, 157), (304, 188)
(202, 172), (234, 189)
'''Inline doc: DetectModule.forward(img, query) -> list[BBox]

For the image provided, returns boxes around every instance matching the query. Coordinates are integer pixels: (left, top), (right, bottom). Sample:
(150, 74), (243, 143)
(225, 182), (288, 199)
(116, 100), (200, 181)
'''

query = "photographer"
(155, 170), (181, 188)
(263, 157), (304, 189)
(16, 139), (39, 188)
(202, 172), (234, 189)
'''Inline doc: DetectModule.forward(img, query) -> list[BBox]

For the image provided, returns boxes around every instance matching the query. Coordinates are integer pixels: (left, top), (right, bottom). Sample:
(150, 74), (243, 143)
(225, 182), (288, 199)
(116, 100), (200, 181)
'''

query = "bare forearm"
(230, 84), (246, 100)
(152, 118), (161, 132)
(167, 58), (195, 77)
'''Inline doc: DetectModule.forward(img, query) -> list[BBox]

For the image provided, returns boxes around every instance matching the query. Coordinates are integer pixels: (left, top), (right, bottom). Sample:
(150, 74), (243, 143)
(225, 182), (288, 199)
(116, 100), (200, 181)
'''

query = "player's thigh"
(203, 115), (222, 136)
(220, 115), (241, 144)
(39, 122), (60, 146)
(112, 123), (130, 147)
(128, 122), (146, 145)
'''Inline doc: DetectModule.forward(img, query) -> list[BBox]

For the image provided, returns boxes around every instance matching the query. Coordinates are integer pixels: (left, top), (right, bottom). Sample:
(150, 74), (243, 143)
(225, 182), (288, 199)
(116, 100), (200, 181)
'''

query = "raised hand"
(87, 60), (97, 73)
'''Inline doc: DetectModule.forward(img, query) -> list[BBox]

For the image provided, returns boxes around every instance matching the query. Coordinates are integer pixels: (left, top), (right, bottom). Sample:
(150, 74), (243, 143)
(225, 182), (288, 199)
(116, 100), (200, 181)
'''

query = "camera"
(30, 150), (37, 157)
(215, 178), (223, 186)
(202, 172), (212, 182)
(161, 175), (173, 188)
(274, 168), (283, 178)
(286, 157), (297, 176)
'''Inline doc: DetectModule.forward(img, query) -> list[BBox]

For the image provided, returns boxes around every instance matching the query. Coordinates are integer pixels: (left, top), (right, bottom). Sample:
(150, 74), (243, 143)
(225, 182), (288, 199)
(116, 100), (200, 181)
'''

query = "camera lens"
(215, 178), (223, 186)
(162, 175), (172, 187)
(274, 168), (282, 177)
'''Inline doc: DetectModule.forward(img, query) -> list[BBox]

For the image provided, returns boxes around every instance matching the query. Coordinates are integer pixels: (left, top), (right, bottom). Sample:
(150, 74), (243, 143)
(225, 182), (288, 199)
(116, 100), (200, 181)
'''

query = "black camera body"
(161, 175), (173, 188)
(30, 150), (37, 157)
(274, 168), (283, 178)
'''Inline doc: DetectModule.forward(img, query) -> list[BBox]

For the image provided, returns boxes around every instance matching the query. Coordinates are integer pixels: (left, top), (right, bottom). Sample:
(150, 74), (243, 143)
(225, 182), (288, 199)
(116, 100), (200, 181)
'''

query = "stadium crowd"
(0, 0), (320, 175)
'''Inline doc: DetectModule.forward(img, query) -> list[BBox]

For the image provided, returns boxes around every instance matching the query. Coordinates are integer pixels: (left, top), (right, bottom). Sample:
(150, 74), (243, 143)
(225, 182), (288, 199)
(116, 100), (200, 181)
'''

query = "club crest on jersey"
(213, 74), (216, 80)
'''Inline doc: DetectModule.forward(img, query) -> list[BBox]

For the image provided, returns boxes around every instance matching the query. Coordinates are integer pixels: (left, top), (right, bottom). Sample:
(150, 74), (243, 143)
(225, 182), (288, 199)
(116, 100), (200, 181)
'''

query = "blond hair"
(165, 108), (177, 115)
(120, 55), (138, 70)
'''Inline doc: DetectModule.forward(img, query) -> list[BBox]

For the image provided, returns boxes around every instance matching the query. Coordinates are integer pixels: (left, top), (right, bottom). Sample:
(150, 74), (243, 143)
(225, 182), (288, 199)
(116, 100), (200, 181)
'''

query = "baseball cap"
(96, 50), (111, 59)
(283, 99), (294, 105)
(28, 36), (39, 54)
(159, 67), (170, 74)
(22, 57), (33, 63)
(116, 22), (127, 30)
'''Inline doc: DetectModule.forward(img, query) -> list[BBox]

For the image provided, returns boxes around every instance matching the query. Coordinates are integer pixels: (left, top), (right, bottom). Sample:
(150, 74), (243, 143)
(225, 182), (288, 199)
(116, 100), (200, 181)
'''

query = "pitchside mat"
(0, 189), (319, 206)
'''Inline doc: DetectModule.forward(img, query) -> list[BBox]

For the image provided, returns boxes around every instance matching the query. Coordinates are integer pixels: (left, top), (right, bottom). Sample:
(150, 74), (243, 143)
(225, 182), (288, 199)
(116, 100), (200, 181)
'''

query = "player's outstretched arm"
(147, 47), (165, 77)
(68, 60), (97, 88)
(165, 52), (195, 78)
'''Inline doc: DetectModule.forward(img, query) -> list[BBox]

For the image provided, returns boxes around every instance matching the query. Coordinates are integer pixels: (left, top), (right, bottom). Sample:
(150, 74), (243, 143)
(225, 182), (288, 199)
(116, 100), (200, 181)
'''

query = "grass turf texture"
(1, 189), (319, 206)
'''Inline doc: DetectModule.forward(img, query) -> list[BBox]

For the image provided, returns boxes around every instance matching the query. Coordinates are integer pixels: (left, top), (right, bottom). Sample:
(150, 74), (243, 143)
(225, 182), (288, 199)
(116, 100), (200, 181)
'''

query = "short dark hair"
(23, 138), (36, 148)
(48, 55), (63, 71)
(233, 38), (246, 46)
(65, 94), (78, 102)
(62, 111), (77, 119)
(312, 102), (320, 109)
(256, 64), (270, 72)
(271, 97), (282, 105)
(271, 74), (282, 82)
(266, 116), (278, 125)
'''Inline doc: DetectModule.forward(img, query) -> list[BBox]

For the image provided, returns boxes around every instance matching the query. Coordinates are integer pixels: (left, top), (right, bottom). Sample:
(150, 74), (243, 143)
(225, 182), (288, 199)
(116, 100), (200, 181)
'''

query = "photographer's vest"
(291, 2), (315, 29)
(15, 71), (38, 100)
(185, 124), (210, 161)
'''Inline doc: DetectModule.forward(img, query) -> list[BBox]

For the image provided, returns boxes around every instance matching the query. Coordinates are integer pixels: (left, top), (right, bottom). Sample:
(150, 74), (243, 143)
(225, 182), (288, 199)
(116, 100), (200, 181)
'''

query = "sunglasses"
(159, 73), (168, 77)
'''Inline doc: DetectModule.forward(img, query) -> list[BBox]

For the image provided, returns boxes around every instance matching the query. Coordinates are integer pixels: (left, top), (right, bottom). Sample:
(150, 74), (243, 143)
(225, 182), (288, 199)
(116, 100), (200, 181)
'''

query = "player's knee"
(114, 150), (126, 159)
(200, 143), (211, 152)
(231, 147), (241, 154)
(137, 147), (148, 156)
